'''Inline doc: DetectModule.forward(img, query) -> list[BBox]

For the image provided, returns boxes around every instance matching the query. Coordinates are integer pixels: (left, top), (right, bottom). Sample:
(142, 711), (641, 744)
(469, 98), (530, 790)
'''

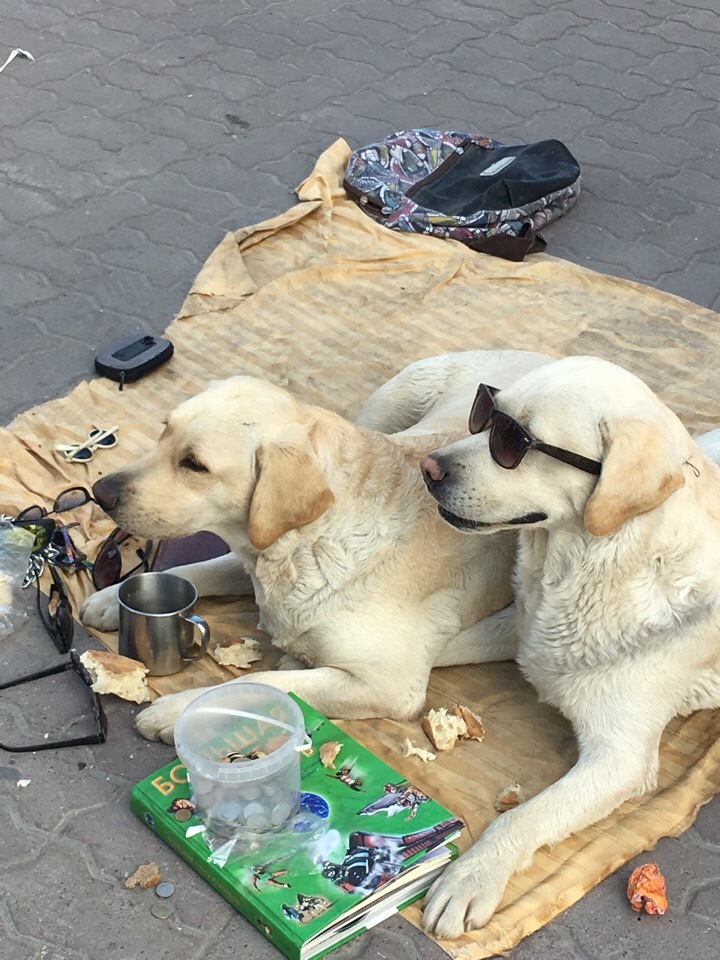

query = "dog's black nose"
(92, 475), (122, 512)
(420, 454), (448, 485)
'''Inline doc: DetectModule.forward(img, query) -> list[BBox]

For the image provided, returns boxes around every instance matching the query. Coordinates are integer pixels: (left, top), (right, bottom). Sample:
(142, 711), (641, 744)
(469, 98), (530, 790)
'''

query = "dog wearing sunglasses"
(418, 355), (720, 939)
(80, 349), (553, 742)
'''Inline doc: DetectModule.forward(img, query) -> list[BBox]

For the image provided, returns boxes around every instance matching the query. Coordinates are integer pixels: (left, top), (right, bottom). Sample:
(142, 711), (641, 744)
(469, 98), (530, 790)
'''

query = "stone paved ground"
(0, 0), (719, 957)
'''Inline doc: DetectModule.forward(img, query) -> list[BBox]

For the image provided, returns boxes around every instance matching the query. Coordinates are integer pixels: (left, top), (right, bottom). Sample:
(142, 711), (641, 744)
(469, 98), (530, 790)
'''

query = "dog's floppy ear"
(584, 418), (685, 537)
(247, 441), (335, 551)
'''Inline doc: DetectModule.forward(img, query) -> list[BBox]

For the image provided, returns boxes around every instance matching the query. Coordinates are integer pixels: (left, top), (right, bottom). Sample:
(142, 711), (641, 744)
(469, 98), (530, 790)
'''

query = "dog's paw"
(135, 689), (209, 744)
(80, 585), (121, 632)
(422, 856), (505, 940)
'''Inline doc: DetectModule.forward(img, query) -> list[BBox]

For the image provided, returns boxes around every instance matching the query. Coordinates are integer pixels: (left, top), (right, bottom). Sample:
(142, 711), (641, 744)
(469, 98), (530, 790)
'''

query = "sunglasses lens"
(48, 587), (74, 652)
(89, 428), (117, 448)
(55, 488), (90, 512)
(92, 539), (122, 590)
(491, 414), (530, 469)
(55, 603), (74, 651)
(70, 447), (94, 462)
(18, 520), (53, 552)
(469, 386), (495, 435)
(17, 506), (44, 522)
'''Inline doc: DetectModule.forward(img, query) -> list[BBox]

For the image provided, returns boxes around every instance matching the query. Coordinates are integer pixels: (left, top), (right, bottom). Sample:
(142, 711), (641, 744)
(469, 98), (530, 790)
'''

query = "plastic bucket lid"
(174, 682), (305, 783)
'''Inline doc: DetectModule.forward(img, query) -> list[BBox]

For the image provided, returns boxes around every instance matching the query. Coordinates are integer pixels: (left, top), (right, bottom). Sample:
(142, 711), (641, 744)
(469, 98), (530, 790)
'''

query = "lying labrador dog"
(419, 355), (720, 938)
(81, 349), (552, 742)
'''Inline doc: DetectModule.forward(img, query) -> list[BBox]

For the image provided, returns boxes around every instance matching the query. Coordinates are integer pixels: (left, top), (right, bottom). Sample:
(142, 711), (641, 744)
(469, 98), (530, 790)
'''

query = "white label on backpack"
(479, 156), (516, 176)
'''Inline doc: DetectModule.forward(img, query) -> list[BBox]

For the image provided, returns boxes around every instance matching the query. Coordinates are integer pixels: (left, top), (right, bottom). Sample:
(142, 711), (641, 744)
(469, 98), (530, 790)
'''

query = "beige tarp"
(2, 139), (720, 958)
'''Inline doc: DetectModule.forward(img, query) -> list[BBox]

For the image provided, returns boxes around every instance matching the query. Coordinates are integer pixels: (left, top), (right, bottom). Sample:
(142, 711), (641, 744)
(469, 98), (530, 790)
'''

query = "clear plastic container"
(174, 682), (305, 838)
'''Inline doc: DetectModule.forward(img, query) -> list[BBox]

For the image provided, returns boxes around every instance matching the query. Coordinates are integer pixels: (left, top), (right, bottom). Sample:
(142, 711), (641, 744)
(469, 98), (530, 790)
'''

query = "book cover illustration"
(131, 696), (463, 960)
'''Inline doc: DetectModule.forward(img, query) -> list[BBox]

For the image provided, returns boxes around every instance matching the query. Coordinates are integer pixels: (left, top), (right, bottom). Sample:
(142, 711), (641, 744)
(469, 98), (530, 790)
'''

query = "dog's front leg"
(423, 709), (666, 939)
(162, 552), (253, 599)
(434, 604), (518, 667)
(136, 663), (426, 745)
(80, 553), (252, 632)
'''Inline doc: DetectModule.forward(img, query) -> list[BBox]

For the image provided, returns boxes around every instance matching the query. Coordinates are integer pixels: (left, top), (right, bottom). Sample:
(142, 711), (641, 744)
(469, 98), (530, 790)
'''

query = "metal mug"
(118, 572), (210, 676)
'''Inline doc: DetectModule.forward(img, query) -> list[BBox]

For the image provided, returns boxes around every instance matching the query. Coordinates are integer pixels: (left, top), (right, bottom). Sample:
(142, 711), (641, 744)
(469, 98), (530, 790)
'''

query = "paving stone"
(0, 262), (55, 310)
(38, 105), (148, 154)
(561, 841), (720, 959)
(40, 71), (146, 118)
(37, 191), (152, 245)
(0, 796), (48, 867)
(631, 47), (718, 86)
(76, 226), (200, 288)
(687, 882), (720, 929)
(1, 86), (62, 126)
(508, 923), (590, 960)
(1, 845), (207, 959)
(468, 31), (568, 73)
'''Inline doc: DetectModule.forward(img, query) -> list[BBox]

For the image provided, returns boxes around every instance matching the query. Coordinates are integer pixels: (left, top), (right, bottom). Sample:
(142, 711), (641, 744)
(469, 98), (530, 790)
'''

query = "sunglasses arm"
(0, 658), (76, 691)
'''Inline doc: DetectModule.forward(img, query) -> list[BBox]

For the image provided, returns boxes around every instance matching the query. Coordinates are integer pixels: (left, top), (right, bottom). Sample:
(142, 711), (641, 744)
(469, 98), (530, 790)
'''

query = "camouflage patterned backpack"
(344, 129), (581, 261)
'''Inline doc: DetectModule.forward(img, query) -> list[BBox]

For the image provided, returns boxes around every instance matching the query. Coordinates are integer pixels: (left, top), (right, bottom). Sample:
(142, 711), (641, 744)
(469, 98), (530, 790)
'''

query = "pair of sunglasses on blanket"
(0, 648), (108, 752)
(469, 384), (602, 475)
(15, 486), (153, 590)
(55, 426), (118, 463)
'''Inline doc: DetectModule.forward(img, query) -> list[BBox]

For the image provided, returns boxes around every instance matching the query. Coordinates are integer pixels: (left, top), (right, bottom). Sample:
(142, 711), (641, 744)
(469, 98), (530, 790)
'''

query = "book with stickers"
(131, 695), (463, 960)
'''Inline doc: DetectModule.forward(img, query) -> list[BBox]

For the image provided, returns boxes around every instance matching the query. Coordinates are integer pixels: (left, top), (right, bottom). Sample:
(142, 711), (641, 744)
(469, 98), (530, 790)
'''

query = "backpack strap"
(467, 227), (547, 262)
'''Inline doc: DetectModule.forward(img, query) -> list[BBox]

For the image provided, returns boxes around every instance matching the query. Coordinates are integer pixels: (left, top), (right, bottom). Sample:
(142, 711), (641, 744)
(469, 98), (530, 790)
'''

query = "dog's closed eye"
(179, 453), (209, 473)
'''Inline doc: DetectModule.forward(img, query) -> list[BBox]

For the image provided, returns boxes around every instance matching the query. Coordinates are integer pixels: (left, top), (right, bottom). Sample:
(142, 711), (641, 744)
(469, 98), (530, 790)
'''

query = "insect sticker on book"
(282, 894), (335, 925)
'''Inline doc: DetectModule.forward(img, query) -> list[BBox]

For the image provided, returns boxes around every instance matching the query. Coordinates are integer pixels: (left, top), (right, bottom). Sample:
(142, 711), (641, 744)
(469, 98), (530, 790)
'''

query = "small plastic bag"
(189, 807), (330, 869)
(0, 523), (34, 639)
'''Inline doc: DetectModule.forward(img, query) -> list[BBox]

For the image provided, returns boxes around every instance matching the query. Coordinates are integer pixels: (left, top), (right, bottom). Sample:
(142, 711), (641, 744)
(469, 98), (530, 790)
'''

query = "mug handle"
(180, 613), (210, 661)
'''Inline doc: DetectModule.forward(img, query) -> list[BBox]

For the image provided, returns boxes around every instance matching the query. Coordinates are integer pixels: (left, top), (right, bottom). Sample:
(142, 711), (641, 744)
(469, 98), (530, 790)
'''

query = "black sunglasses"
(90, 526), (153, 591)
(16, 486), (94, 523)
(469, 384), (603, 475)
(0, 649), (108, 752)
(15, 488), (152, 590)
(36, 563), (74, 653)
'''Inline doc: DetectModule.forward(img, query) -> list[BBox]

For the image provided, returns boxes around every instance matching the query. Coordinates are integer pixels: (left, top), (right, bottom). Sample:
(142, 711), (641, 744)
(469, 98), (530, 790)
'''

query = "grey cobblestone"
(0, 0), (718, 958)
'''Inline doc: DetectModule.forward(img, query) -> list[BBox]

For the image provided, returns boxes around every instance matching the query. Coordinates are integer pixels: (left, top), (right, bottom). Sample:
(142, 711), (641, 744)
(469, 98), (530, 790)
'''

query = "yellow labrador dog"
(419, 355), (720, 938)
(80, 350), (552, 742)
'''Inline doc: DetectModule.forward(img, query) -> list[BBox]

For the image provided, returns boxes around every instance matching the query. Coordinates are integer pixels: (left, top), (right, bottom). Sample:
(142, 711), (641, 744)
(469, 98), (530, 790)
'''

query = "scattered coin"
(155, 881), (175, 899)
(151, 903), (172, 920)
(174, 808), (192, 823)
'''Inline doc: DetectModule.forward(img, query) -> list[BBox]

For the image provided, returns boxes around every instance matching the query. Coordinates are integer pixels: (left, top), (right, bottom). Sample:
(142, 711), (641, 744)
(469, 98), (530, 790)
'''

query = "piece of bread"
(79, 650), (150, 703)
(125, 862), (161, 889)
(402, 738), (436, 763)
(208, 637), (263, 668)
(494, 782), (524, 813)
(422, 707), (468, 751)
(452, 703), (485, 741)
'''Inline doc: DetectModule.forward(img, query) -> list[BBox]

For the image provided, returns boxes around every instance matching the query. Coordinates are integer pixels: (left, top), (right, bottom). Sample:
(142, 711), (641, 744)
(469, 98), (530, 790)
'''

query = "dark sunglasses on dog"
(469, 384), (603, 475)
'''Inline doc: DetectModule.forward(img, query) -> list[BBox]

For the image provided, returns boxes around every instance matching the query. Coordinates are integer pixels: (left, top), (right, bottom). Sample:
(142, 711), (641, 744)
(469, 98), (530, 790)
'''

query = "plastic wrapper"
(0, 523), (34, 640)
(627, 862), (668, 915)
(187, 806), (330, 869)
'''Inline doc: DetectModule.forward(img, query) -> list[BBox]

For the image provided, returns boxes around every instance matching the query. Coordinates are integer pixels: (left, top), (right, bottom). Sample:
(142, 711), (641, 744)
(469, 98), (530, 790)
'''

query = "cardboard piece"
(2, 139), (720, 958)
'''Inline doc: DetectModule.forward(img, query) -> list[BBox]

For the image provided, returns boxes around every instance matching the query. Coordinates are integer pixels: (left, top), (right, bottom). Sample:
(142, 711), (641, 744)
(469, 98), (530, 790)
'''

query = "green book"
(131, 695), (463, 960)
